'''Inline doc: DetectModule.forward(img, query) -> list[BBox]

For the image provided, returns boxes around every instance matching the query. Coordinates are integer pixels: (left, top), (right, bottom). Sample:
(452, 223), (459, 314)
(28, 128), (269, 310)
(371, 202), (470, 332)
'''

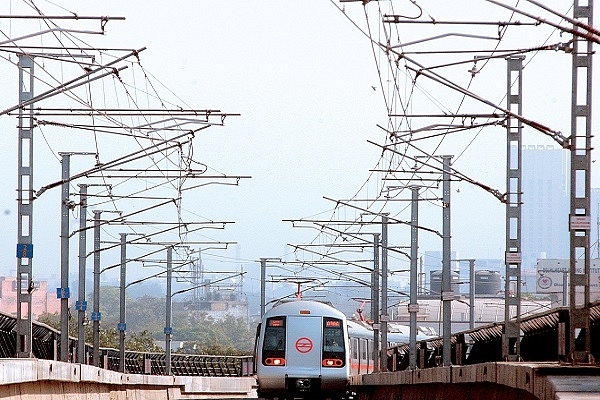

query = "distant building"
(536, 258), (600, 306)
(592, 188), (600, 259)
(0, 276), (60, 318)
(521, 145), (570, 269)
(186, 288), (249, 323)
(521, 145), (600, 290)
(394, 297), (551, 333)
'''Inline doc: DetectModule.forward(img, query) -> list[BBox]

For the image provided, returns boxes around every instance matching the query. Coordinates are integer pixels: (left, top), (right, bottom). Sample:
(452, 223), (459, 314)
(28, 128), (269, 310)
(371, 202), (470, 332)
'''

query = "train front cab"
(257, 311), (349, 400)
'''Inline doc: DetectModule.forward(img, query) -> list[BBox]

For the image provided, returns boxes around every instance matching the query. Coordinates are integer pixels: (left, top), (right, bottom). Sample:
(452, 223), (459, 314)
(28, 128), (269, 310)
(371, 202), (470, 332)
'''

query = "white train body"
(347, 320), (431, 374)
(255, 300), (432, 399)
(255, 300), (350, 400)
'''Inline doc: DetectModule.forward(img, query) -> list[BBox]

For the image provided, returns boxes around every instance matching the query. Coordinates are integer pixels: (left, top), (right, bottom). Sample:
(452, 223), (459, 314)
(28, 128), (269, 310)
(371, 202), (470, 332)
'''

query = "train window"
(263, 317), (285, 350)
(322, 318), (345, 353)
(263, 318), (286, 351)
(360, 338), (368, 361)
(262, 316), (286, 366)
(322, 317), (345, 368)
(351, 338), (358, 360)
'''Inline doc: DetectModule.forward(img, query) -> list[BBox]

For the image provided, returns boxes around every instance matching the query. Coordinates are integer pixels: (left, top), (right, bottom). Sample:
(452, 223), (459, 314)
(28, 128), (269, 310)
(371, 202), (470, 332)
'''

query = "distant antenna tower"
(191, 250), (204, 311)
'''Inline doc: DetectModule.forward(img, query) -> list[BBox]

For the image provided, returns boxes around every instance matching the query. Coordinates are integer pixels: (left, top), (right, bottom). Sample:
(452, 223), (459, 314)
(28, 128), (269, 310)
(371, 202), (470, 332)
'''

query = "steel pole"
(119, 233), (127, 373)
(469, 260), (475, 330)
(16, 54), (34, 358)
(260, 258), (266, 317)
(409, 187), (419, 369)
(77, 184), (88, 364)
(372, 233), (380, 373)
(165, 247), (173, 375)
(92, 211), (101, 367)
(504, 56), (524, 361)
(60, 153), (71, 362)
(442, 155), (452, 366)
(380, 214), (388, 372)
(568, 0), (593, 363)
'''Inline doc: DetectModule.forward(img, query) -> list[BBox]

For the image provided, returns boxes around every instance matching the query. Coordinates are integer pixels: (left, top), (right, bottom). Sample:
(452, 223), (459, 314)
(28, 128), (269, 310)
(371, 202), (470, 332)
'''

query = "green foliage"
(37, 290), (255, 356)
(36, 312), (158, 352)
(126, 295), (165, 333)
(99, 327), (120, 349)
(173, 313), (255, 355)
(125, 330), (163, 352)
(37, 312), (60, 330)
(88, 286), (131, 328)
(37, 311), (93, 343)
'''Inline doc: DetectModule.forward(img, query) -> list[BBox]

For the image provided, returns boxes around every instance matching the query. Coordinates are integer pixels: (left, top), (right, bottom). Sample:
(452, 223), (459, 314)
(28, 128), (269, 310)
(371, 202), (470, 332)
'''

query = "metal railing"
(387, 300), (600, 370)
(0, 310), (253, 377)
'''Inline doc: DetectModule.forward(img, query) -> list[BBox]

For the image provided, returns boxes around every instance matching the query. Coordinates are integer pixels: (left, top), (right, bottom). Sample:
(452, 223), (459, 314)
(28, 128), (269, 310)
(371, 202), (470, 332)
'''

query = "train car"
(346, 320), (374, 375)
(387, 322), (432, 346)
(255, 300), (350, 400)
(346, 320), (432, 375)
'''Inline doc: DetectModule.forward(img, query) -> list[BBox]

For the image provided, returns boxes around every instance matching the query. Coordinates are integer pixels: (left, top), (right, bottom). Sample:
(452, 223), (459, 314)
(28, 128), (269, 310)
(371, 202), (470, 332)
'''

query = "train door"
(360, 338), (369, 373)
(350, 337), (359, 374)
(253, 323), (261, 374)
(286, 315), (322, 374)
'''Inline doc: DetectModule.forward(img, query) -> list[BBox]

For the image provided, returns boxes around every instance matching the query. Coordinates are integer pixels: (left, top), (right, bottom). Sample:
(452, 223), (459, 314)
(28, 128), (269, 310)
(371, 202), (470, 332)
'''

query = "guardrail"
(387, 300), (600, 370)
(0, 310), (253, 377)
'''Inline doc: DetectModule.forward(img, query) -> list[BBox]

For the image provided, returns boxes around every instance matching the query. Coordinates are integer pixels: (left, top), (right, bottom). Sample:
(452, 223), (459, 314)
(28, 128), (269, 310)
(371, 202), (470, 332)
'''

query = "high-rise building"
(424, 145), (598, 294)
(591, 188), (600, 259)
(521, 145), (570, 271)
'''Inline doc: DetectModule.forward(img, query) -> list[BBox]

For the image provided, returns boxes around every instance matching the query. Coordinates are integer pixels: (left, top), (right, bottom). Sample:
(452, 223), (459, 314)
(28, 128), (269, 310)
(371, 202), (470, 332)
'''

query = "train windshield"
(263, 316), (286, 351)
(323, 317), (345, 353)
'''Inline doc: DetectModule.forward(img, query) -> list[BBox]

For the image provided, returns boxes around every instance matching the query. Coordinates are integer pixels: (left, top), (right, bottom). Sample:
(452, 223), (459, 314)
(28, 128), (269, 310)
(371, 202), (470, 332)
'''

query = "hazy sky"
(0, 1), (597, 304)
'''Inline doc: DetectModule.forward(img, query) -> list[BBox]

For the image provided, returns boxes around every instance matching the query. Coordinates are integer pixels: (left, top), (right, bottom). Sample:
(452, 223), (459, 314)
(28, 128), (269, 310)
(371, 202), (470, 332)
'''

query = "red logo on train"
(295, 337), (313, 353)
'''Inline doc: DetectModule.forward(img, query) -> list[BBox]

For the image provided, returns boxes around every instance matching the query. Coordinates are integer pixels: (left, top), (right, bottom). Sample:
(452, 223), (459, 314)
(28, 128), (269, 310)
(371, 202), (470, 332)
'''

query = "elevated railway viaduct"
(2, 303), (600, 398)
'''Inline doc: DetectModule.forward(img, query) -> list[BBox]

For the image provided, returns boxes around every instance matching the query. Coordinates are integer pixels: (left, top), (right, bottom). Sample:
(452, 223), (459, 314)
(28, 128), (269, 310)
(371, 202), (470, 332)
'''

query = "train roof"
(264, 299), (346, 319)
(346, 319), (374, 338)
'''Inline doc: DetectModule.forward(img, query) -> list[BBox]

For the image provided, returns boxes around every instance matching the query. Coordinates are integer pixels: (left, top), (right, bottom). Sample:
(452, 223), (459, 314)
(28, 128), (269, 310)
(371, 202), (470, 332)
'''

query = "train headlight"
(322, 358), (344, 367)
(264, 357), (286, 366)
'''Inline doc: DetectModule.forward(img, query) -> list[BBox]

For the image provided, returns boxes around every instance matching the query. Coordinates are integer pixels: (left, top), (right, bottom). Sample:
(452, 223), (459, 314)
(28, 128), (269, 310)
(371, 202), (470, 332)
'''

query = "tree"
(220, 314), (256, 353)
(126, 295), (165, 333)
(37, 311), (93, 344)
(99, 326), (120, 349)
(88, 285), (132, 329)
(173, 313), (255, 355)
(126, 330), (163, 352)
(38, 292), (255, 356)
(36, 312), (150, 351)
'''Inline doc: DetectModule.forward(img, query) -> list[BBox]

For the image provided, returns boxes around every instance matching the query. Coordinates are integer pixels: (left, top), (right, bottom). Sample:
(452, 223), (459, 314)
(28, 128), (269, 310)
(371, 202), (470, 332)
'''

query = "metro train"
(345, 316), (430, 375)
(254, 299), (430, 400)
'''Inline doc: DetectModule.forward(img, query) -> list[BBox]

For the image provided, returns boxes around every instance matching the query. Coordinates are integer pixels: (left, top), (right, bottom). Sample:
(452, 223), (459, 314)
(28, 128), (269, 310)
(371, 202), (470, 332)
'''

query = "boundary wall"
(351, 362), (600, 400)
(0, 359), (257, 399)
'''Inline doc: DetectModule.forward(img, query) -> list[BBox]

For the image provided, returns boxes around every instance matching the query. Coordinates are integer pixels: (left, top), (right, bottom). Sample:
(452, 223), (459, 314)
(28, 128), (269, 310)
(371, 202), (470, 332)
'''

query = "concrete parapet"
(413, 366), (450, 384)
(80, 363), (122, 384)
(175, 375), (257, 394)
(497, 363), (536, 394)
(475, 361), (497, 383)
(351, 362), (600, 400)
(451, 364), (475, 383)
(0, 359), (38, 384)
(38, 360), (80, 382)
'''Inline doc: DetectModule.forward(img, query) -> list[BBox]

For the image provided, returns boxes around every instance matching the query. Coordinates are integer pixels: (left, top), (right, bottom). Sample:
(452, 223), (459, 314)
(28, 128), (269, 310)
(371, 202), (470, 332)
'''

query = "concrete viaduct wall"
(3, 359), (599, 399)
(0, 359), (257, 399)
(351, 362), (600, 400)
